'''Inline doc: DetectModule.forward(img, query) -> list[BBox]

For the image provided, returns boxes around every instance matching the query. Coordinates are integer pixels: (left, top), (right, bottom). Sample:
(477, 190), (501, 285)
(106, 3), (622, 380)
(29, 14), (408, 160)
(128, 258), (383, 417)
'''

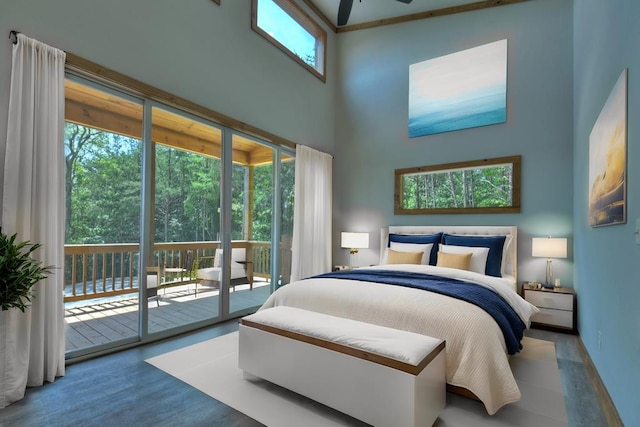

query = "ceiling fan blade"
(337, 0), (354, 26)
(396, 0), (413, 3)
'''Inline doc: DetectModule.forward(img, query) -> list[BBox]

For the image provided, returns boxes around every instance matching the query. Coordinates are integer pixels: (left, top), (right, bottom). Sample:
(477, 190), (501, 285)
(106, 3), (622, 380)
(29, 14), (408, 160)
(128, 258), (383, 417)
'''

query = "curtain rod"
(9, 30), (18, 44)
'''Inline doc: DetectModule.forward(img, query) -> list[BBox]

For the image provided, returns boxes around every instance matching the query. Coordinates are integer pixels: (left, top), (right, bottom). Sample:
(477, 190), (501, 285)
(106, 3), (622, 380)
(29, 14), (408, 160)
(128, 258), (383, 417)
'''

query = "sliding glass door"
(278, 151), (295, 288)
(63, 74), (295, 357)
(63, 77), (143, 355)
(229, 134), (274, 316)
(147, 105), (223, 334)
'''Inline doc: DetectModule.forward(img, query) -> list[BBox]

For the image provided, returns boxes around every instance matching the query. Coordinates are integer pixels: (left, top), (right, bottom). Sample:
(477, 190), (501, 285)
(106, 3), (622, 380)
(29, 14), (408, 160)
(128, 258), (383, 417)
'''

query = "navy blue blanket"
(312, 269), (525, 355)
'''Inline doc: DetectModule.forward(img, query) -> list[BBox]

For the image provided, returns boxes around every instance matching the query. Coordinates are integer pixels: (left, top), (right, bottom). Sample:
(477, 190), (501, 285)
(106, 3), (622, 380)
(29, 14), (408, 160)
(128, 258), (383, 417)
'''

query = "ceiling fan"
(337, 0), (414, 27)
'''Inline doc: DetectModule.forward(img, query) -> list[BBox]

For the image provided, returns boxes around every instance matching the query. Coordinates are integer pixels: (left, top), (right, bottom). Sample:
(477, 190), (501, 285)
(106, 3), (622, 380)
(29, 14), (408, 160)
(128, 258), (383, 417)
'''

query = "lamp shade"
(532, 237), (567, 258)
(341, 232), (369, 249)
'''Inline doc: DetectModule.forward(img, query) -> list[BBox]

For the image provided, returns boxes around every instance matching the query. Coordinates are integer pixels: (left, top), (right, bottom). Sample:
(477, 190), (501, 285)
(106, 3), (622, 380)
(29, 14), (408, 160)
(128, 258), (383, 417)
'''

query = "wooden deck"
(65, 282), (271, 352)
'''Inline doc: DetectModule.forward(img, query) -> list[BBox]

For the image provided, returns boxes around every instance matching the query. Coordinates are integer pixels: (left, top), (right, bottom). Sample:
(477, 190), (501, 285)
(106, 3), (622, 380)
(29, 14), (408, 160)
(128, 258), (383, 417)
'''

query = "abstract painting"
(408, 39), (507, 138)
(589, 69), (627, 227)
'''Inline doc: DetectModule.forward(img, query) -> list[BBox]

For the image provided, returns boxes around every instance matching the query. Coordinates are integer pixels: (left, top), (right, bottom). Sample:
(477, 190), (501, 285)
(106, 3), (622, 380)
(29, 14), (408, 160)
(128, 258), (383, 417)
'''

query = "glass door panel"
(63, 78), (143, 355)
(64, 76), (295, 356)
(278, 152), (295, 288)
(149, 106), (222, 333)
(229, 134), (274, 315)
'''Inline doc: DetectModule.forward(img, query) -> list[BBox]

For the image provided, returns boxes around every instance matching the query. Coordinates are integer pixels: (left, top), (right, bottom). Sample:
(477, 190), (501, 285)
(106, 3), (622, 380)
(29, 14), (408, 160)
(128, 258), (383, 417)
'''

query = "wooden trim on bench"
(241, 319), (445, 376)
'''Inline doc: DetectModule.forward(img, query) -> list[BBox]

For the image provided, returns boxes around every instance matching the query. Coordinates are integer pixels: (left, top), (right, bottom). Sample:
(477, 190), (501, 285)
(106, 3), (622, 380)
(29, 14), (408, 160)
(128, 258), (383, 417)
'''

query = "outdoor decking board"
(65, 284), (269, 352)
(79, 304), (136, 342)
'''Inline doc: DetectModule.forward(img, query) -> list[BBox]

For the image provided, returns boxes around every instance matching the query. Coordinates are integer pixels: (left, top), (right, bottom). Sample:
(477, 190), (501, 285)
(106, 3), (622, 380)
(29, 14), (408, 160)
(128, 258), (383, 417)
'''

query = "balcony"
(64, 241), (288, 352)
(62, 78), (295, 355)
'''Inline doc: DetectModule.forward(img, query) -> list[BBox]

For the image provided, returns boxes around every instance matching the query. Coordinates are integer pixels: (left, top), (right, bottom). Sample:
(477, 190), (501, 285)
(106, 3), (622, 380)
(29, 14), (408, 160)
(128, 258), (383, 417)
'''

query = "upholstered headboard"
(380, 226), (518, 280)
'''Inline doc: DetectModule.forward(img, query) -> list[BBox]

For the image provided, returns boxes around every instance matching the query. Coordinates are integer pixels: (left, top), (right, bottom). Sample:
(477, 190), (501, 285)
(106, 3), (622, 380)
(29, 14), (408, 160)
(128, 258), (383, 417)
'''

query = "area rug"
(146, 332), (568, 427)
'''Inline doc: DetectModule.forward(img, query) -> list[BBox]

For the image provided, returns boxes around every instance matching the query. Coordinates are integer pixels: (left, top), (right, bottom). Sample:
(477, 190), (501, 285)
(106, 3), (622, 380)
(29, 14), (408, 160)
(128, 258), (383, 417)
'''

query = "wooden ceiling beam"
(305, 0), (535, 33)
(65, 99), (252, 165)
(248, 146), (277, 166)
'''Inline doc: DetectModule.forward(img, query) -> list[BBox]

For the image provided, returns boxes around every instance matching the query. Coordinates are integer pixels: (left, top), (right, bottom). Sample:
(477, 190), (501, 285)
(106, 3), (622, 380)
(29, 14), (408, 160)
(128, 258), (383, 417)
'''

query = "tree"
(65, 122), (293, 248)
(400, 165), (513, 210)
(65, 124), (102, 240)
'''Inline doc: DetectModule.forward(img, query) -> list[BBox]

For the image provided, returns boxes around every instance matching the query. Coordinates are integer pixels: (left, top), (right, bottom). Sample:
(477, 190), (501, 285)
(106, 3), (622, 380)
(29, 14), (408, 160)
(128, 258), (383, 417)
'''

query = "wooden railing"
(248, 241), (292, 285)
(63, 241), (271, 303)
(251, 242), (270, 279)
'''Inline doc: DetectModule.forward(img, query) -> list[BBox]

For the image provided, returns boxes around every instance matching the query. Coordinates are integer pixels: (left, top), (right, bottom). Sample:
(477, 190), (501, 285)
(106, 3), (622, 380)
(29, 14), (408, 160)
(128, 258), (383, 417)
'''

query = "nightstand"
(522, 284), (576, 333)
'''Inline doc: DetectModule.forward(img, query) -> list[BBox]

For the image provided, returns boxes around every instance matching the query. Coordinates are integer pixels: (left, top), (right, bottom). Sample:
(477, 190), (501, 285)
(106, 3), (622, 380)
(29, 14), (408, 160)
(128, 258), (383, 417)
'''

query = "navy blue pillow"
(388, 233), (442, 265)
(441, 234), (506, 277)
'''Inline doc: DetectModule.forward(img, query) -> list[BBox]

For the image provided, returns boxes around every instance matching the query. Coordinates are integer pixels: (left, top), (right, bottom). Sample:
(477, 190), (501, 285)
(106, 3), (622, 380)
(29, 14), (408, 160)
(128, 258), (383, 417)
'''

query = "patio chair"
(158, 250), (195, 289)
(194, 248), (252, 295)
(146, 267), (161, 307)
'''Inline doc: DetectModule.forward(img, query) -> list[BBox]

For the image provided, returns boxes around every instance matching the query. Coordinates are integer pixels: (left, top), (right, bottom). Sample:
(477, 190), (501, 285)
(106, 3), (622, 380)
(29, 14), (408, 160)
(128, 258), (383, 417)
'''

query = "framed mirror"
(394, 155), (521, 215)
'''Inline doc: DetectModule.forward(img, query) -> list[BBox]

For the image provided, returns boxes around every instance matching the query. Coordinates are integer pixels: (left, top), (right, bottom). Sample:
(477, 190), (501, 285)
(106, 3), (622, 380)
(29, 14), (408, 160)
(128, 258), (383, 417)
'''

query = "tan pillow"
(436, 251), (472, 271)
(386, 249), (424, 265)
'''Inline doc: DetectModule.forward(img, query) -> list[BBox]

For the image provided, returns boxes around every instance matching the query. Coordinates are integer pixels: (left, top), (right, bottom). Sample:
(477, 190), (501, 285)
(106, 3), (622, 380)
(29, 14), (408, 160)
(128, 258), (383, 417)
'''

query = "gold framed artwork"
(588, 69), (627, 227)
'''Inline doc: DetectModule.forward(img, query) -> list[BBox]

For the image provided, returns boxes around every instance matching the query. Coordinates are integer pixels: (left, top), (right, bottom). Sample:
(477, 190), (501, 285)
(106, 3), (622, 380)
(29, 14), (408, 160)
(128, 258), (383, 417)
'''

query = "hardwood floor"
(0, 322), (608, 426)
(525, 328), (609, 427)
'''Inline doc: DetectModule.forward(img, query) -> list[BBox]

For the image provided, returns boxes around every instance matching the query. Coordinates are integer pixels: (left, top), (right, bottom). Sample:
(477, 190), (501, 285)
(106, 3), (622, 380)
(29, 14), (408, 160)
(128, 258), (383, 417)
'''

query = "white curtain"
(290, 145), (332, 282)
(0, 34), (66, 408)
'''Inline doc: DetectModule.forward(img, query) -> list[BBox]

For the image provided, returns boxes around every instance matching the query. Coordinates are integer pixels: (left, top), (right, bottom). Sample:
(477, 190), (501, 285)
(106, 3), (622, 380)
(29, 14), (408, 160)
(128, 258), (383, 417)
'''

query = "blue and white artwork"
(408, 39), (507, 138)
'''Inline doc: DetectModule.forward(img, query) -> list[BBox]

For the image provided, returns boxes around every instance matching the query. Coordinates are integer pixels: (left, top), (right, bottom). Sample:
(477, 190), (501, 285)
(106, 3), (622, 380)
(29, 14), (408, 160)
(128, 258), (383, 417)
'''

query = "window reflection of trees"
(395, 156), (521, 214)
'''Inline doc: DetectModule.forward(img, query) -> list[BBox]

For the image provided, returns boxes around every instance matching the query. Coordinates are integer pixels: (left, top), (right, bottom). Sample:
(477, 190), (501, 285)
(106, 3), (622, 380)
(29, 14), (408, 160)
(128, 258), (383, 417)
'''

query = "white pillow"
(385, 242), (433, 265)
(440, 244), (490, 275)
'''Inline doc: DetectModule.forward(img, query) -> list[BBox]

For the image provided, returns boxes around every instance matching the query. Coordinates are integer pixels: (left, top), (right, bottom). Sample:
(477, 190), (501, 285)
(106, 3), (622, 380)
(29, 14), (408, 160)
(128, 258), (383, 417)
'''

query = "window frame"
(251, 0), (327, 82)
(394, 155), (522, 215)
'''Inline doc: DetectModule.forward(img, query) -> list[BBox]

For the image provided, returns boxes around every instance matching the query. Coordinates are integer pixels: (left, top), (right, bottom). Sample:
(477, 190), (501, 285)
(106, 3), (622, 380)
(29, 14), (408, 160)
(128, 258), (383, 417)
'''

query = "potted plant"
(0, 231), (53, 312)
(0, 231), (54, 408)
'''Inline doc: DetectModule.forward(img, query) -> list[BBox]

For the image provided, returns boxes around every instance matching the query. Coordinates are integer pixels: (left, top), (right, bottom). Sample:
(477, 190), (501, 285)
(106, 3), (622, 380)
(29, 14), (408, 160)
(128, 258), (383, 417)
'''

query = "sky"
(257, 0), (316, 64)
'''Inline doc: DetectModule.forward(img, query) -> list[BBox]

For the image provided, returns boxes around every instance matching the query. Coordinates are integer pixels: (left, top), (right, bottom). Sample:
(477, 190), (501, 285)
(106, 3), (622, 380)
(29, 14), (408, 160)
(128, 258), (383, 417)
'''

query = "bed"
(259, 226), (539, 415)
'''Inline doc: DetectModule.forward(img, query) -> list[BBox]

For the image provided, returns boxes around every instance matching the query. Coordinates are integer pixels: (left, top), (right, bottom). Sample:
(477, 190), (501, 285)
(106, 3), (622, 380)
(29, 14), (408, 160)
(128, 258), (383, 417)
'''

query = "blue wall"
(333, 0), (574, 285)
(573, 0), (640, 424)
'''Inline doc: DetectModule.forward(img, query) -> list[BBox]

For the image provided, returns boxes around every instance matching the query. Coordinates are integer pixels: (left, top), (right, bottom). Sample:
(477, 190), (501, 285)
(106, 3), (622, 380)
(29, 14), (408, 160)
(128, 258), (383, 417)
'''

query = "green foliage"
(402, 165), (513, 210)
(64, 123), (295, 246)
(250, 160), (295, 242)
(0, 232), (53, 312)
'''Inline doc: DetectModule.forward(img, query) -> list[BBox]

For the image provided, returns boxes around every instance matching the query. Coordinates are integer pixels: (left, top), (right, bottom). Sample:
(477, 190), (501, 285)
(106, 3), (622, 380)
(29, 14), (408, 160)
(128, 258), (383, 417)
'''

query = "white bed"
(260, 226), (539, 415)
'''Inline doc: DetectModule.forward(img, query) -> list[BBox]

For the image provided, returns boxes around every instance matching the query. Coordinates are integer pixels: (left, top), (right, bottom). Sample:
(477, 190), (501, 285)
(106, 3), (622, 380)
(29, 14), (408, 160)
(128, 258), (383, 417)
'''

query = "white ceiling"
(309, 0), (483, 27)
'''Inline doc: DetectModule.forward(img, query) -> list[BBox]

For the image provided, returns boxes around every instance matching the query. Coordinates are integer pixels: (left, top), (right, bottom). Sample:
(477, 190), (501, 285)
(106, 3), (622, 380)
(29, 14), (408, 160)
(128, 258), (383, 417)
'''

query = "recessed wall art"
(408, 39), (507, 138)
(589, 69), (627, 227)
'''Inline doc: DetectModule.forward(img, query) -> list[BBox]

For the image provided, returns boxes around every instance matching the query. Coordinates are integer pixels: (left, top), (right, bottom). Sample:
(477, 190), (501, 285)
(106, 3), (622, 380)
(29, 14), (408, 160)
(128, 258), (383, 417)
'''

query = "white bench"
(238, 306), (446, 427)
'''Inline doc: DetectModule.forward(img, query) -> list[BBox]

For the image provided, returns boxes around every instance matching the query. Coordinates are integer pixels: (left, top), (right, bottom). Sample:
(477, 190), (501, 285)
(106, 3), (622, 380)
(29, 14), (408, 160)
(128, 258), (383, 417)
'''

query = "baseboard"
(576, 336), (623, 427)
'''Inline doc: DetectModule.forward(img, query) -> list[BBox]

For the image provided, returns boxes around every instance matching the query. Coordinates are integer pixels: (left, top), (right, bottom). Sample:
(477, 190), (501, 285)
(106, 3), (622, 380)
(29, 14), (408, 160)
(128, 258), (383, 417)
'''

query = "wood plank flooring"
(0, 322), (609, 427)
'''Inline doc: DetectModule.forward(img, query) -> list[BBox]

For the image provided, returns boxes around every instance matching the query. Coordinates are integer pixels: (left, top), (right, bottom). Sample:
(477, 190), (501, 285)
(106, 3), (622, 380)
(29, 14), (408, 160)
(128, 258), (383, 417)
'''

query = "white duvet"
(260, 264), (539, 415)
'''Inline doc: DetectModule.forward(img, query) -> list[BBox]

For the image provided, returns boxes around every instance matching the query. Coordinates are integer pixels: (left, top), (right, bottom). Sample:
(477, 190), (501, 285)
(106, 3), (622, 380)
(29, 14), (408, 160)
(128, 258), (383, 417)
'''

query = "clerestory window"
(252, 0), (327, 82)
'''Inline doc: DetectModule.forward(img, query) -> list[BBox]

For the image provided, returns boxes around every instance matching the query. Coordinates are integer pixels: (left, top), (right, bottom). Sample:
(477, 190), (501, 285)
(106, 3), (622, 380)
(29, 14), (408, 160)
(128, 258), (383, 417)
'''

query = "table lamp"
(341, 232), (369, 268)
(532, 237), (567, 288)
